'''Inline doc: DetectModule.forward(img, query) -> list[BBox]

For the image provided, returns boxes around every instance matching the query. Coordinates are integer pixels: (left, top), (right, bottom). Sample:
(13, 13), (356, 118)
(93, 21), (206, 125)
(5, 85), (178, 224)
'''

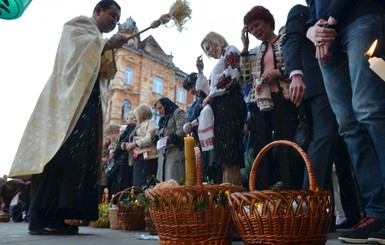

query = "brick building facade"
(104, 17), (194, 143)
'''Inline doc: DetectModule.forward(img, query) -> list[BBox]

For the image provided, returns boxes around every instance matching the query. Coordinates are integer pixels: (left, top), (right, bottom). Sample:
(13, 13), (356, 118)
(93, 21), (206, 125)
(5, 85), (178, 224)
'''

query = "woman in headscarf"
(154, 97), (188, 182)
(198, 31), (247, 186)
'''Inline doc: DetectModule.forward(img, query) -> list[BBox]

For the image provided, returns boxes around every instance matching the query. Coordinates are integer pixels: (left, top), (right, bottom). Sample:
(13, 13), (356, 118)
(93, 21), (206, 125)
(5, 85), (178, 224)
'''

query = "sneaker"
(338, 217), (385, 244)
(368, 228), (385, 244)
(337, 218), (361, 229)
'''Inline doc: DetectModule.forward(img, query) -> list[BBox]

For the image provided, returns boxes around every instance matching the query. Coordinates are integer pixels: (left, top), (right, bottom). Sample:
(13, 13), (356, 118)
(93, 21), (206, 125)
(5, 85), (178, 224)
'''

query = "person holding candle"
(198, 31), (247, 186)
(182, 71), (217, 183)
(154, 97), (188, 183)
(282, 2), (363, 231)
(305, 0), (385, 243)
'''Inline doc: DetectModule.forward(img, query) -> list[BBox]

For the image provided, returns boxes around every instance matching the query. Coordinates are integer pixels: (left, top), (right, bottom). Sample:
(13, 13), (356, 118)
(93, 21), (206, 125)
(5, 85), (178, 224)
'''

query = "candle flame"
(365, 39), (378, 57)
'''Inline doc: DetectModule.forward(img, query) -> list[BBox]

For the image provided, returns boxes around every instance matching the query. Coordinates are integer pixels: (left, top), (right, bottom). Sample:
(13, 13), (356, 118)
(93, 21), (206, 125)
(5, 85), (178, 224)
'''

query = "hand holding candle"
(365, 39), (385, 82)
(184, 135), (196, 186)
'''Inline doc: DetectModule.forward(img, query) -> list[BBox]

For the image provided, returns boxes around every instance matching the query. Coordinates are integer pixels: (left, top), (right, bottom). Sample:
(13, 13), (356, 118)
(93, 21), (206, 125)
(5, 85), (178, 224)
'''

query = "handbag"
(293, 104), (311, 151)
(104, 159), (117, 177)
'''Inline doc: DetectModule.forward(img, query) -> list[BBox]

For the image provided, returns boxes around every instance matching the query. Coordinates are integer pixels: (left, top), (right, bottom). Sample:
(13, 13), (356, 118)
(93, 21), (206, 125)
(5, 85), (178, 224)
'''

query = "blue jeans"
(320, 13), (385, 219)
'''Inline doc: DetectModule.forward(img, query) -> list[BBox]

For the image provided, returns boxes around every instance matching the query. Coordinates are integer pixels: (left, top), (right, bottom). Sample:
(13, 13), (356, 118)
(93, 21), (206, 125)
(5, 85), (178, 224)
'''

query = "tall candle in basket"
(184, 135), (196, 186)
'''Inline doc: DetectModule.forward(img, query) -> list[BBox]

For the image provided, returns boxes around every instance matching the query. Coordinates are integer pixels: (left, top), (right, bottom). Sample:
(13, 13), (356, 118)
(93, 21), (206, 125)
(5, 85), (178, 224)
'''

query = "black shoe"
(42, 225), (79, 235)
(28, 229), (45, 235)
(368, 228), (385, 244)
(338, 217), (385, 244)
(336, 218), (360, 229)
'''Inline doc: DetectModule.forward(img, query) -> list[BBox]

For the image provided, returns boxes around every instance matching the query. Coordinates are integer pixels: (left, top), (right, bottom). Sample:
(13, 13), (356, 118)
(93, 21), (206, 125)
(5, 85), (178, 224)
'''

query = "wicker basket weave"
(108, 191), (123, 230)
(117, 187), (146, 231)
(228, 140), (333, 245)
(145, 147), (246, 245)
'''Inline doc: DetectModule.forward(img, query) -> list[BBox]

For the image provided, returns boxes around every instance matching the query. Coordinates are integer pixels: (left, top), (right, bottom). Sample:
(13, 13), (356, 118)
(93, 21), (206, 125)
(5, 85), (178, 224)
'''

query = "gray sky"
(0, 0), (303, 176)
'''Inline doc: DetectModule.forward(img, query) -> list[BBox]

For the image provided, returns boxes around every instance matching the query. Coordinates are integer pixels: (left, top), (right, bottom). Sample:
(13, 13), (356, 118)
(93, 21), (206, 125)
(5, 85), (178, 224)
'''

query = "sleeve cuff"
(289, 70), (304, 78)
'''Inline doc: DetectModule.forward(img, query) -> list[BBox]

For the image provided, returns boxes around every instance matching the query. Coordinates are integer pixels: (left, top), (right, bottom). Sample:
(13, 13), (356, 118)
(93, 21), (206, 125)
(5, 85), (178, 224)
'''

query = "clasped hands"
(121, 141), (135, 151)
(306, 19), (337, 63)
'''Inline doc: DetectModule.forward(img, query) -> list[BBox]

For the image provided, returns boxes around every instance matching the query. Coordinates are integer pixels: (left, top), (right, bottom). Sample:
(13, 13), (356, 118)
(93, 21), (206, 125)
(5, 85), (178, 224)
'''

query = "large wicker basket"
(145, 147), (246, 245)
(117, 187), (146, 231)
(228, 140), (333, 245)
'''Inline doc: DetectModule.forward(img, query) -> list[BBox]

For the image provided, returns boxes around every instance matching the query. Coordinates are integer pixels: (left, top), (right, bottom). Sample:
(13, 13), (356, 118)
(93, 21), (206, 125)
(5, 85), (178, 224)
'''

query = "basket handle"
(194, 147), (203, 186)
(249, 140), (319, 192)
(109, 191), (123, 207)
(117, 186), (144, 204)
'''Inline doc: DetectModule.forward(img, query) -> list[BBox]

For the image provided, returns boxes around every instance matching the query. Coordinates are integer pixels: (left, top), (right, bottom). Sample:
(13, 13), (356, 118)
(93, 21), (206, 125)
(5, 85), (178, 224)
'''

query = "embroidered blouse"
(197, 45), (242, 98)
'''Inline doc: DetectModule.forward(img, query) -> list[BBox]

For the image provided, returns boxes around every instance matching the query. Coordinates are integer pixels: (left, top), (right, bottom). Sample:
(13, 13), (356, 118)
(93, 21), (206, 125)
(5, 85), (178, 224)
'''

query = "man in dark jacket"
(282, 2), (362, 232)
(306, 0), (385, 243)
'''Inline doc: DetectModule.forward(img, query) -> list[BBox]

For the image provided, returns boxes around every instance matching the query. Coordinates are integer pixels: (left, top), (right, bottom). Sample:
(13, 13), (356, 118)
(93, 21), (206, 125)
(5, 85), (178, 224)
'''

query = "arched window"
(122, 100), (131, 120)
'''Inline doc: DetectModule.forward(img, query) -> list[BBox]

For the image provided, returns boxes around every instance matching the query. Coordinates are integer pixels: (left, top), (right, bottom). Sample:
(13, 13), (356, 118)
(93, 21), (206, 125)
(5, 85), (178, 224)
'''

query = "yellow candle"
(184, 136), (196, 186)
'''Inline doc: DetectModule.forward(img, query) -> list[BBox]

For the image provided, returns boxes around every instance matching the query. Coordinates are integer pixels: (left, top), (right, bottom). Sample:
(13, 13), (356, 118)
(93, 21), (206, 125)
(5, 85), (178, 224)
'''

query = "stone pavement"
(0, 222), (344, 245)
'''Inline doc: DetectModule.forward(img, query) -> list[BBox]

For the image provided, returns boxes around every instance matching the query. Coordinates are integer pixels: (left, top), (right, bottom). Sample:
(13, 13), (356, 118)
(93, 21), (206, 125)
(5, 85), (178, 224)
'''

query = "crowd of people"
(5, 0), (385, 244)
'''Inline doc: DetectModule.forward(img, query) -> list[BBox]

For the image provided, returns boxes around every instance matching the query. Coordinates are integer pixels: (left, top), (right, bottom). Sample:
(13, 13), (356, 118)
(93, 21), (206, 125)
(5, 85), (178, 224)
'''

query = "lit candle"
(184, 135), (196, 186)
(365, 39), (385, 82)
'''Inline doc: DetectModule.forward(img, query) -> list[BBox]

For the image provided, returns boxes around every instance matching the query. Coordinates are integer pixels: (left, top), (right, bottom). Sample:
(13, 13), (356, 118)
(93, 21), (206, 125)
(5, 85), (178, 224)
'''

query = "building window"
(153, 76), (163, 94)
(177, 86), (185, 103)
(122, 100), (131, 120)
(152, 107), (160, 124)
(124, 66), (133, 85)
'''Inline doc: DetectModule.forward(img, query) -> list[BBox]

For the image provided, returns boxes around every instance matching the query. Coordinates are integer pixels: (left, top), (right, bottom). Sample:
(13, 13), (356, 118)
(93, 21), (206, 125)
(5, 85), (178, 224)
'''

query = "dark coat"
(113, 123), (136, 166)
(282, 4), (326, 100)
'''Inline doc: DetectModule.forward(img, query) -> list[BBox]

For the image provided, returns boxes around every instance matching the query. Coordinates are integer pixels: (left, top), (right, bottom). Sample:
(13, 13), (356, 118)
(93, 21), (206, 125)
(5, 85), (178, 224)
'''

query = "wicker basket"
(145, 147), (246, 245)
(0, 214), (10, 223)
(108, 191), (123, 230)
(117, 187), (146, 231)
(228, 140), (333, 245)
